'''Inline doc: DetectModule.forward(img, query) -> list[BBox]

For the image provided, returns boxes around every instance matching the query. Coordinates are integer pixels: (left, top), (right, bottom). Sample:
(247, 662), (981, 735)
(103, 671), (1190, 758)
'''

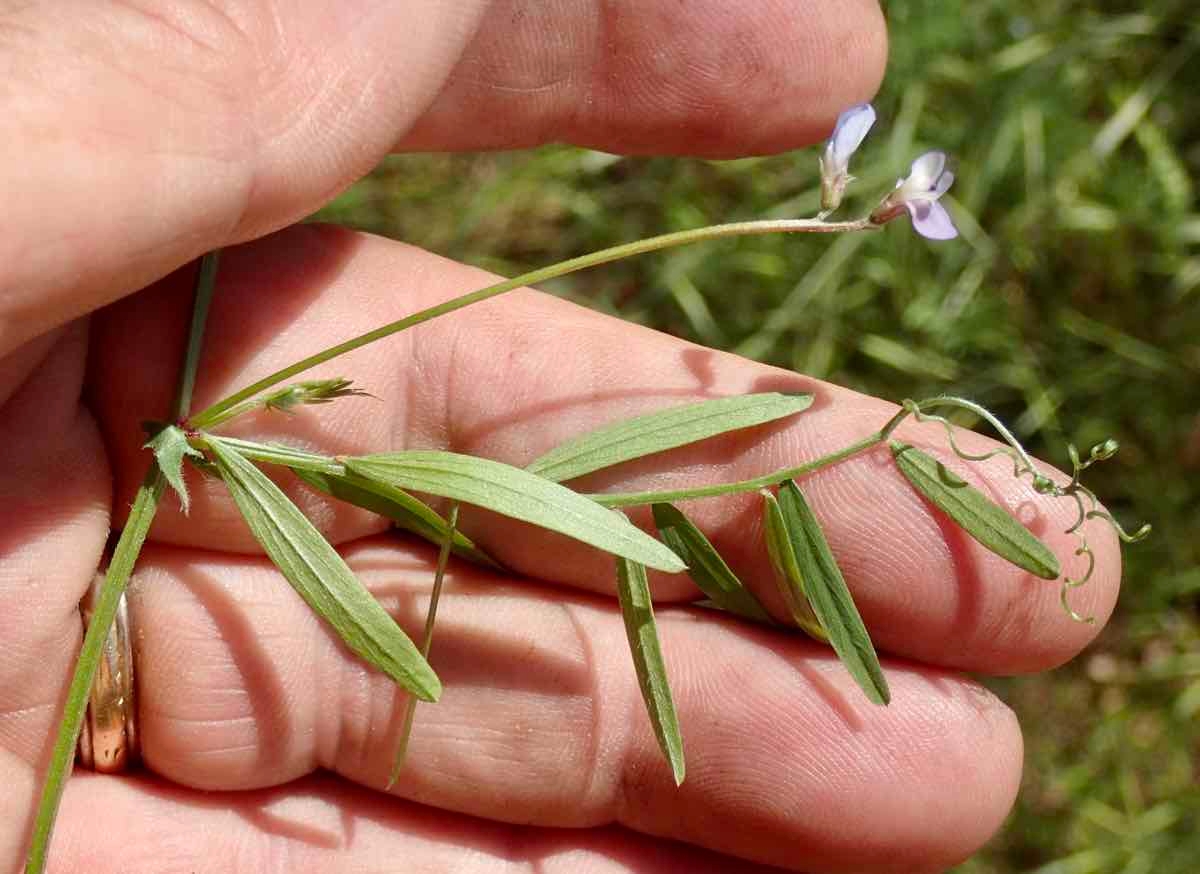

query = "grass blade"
(760, 491), (828, 642)
(652, 503), (773, 623)
(776, 482), (890, 705)
(208, 439), (440, 702)
(527, 392), (814, 483)
(890, 442), (1060, 580)
(344, 452), (685, 573)
(615, 557), (686, 785)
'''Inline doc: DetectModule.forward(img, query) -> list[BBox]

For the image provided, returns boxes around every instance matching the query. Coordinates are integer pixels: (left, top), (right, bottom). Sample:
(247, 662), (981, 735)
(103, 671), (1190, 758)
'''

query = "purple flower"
(819, 103), (876, 214)
(870, 151), (958, 240)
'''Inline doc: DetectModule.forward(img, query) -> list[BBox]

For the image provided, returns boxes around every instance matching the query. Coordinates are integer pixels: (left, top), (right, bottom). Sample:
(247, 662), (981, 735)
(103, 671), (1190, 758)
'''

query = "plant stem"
(591, 407), (911, 507)
(188, 218), (873, 430)
(174, 251), (221, 419)
(24, 473), (163, 874)
(25, 252), (222, 874)
(388, 503), (459, 788)
(591, 431), (888, 507)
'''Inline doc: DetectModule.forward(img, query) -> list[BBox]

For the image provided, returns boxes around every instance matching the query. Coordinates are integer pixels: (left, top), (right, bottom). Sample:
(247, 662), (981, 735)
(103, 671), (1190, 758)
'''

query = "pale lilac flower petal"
(906, 200), (958, 240)
(829, 103), (876, 166)
(933, 169), (955, 198)
(871, 149), (959, 241)
(906, 150), (947, 191)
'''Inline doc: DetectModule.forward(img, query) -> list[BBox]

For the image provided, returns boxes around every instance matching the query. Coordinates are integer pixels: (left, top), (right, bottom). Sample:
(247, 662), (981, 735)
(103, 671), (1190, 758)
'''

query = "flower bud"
(818, 103), (876, 214)
(1090, 439), (1120, 461)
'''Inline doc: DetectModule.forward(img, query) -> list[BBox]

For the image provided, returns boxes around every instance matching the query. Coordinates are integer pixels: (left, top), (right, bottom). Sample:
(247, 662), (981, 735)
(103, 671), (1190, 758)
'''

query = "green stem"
(173, 252), (221, 419)
(25, 252), (221, 874)
(388, 503), (459, 788)
(25, 472), (164, 874)
(591, 408), (911, 507)
(188, 218), (873, 430)
(591, 432), (885, 507)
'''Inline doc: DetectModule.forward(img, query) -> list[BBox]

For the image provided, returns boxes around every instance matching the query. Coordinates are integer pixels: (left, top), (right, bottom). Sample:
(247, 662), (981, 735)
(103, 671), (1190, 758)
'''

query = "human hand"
(2, 3), (1120, 872)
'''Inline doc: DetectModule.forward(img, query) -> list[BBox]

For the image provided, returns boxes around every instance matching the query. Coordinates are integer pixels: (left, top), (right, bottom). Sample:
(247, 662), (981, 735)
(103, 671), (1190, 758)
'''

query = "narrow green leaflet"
(652, 503), (772, 623)
(776, 482), (890, 706)
(295, 468), (497, 568)
(205, 436), (498, 568)
(890, 442), (1060, 580)
(207, 440), (441, 702)
(616, 557), (686, 785)
(145, 424), (201, 512)
(206, 435), (344, 475)
(526, 392), (814, 483)
(760, 491), (828, 642)
(344, 452), (685, 573)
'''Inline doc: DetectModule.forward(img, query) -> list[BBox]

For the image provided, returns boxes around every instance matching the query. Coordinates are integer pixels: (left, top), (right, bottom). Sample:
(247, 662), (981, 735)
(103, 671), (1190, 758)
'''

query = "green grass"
(316, 1), (1200, 869)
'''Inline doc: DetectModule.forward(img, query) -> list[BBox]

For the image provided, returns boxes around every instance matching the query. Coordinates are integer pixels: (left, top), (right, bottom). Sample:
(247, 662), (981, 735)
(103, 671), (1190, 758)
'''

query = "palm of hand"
(1, 229), (1118, 873)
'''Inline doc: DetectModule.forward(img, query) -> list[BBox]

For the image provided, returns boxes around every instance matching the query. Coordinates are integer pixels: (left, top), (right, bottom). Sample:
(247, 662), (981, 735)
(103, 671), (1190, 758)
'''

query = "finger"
(126, 537), (1020, 874)
(0, 321), (111, 764)
(92, 226), (1121, 674)
(398, 0), (888, 155)
(0, 0), (886, 357)
(35, 772), (785, 874)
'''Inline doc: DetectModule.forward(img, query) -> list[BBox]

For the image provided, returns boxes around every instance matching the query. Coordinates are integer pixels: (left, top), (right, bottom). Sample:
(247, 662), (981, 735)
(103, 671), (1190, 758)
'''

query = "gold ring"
(77, 577), (138, 773)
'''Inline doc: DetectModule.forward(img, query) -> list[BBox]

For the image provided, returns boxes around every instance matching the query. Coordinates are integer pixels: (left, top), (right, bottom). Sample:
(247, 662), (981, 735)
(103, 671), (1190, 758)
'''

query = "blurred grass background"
(315, 1), (1199, 870)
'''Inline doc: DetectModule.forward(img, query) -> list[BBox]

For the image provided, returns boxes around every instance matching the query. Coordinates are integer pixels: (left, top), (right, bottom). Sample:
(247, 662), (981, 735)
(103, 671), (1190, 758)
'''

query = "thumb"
(0, 0), (885, 358)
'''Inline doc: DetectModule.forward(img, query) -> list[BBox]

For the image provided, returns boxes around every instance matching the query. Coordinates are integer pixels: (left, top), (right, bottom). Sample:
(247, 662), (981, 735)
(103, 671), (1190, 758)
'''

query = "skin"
(0, 2), (1121, 872)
